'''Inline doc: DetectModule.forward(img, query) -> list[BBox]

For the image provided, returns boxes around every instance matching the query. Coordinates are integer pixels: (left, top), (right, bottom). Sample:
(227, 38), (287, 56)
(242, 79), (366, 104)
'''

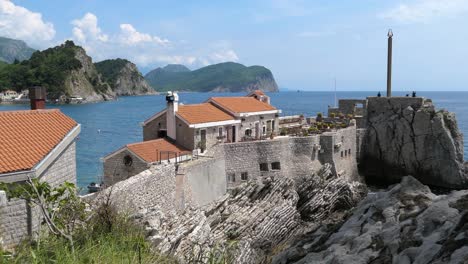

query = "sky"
(1, 0), (468, 91)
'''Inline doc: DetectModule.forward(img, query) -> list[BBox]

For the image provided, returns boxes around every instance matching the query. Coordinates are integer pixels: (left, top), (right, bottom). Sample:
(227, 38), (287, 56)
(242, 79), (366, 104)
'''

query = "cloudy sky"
(1, 0), (468, 91)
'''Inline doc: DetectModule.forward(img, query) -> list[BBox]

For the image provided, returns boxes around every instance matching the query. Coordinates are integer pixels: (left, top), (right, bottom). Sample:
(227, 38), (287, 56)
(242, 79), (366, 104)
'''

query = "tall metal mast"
(387, 29), (393, 97)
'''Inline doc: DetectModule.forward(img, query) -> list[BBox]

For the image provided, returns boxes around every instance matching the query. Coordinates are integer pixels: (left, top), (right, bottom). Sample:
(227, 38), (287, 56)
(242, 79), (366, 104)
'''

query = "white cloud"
(69, 13), (238, 68)
(118, 24), (169, 46)
(0, 0), (55, 47)
(381, 0), (468, 23)
(72, 13), (108, 43)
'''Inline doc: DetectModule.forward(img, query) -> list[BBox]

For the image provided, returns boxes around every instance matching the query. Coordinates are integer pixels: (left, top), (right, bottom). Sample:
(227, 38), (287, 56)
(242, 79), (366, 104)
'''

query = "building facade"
(0, 106), (80, 250)
(143, 91), (281, 153)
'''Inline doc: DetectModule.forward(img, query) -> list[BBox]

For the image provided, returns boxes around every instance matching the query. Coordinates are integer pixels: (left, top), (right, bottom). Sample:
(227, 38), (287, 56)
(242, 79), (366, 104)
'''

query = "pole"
(387, 29), (393, 97)
(334, 78), (337, 107)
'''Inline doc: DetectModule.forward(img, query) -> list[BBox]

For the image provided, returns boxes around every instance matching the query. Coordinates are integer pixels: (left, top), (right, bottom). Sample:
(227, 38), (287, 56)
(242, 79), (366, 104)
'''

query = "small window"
(262, 126), (266, 135)
(349, 149), (352, 155)
(123, 155), (133, 167)
(260, 163), (269, 171)
(345, 151), (348, 157)
(218, 127), (223, 137)
(341, 151), (344, 158)
(271, 162), (281, 170)
(245, 129), (252, 136)
(241, 172), (248, 181)
(228, 173), (236, 183)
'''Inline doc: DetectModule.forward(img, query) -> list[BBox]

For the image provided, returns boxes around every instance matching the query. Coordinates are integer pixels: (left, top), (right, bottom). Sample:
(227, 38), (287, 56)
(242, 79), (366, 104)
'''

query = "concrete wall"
(143, 114), (166, 141)
(103, 149), (149, 186)
(183, 158), (227, 206)
(0, 140), (77, 250)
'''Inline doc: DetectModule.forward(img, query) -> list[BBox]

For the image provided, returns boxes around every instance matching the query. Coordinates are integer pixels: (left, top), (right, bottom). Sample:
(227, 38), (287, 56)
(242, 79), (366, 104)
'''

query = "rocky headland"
(91, 96), (468, 264)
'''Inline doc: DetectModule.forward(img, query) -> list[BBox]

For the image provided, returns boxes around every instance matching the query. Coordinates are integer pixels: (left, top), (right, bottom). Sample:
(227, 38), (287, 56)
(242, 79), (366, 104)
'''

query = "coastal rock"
(135, 164), (366, 263)
(95, 58), (156, 96)
(273, 176), (468, 264)
(360, 97), (467, 189)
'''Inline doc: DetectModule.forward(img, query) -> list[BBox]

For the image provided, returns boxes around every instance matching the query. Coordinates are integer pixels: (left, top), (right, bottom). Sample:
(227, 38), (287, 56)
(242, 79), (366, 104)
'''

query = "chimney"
(29, 86), (46, 110)
(165, 91), (179, 140)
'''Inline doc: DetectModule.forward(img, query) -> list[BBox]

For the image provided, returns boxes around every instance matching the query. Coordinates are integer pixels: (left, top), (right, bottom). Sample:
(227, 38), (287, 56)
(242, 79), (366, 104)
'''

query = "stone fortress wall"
(0, 142), (77, 250)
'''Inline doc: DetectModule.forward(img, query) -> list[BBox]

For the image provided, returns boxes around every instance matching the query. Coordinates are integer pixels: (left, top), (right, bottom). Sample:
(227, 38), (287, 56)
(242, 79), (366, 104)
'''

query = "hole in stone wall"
(228, 173), (236, 183)
(271, 162), (281, 170)
(260, 163), (269, 171)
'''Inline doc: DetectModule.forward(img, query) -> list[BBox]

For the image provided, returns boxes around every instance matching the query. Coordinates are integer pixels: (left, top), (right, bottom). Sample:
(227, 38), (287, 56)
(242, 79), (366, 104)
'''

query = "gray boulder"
(360, 97), (467, 189)
(273, 176), (468, 264)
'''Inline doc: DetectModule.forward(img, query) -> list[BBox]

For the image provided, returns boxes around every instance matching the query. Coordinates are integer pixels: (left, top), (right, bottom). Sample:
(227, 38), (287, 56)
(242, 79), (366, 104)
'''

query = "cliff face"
(360, 97), (467, 189)
(274, 176), (468, 264)
(95, 163), (366, 263)
(63, 46), (115, 103)
(95, 59), (156, 96)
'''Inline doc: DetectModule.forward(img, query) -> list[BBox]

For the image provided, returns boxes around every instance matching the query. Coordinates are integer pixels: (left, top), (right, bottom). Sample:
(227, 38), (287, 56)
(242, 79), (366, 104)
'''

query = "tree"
(0, 178), (88, 254)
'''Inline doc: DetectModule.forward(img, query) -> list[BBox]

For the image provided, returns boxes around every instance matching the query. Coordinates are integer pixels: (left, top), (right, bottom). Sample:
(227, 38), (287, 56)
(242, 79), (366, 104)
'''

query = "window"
(262, 126), (266, 135)
(228, 173), (236, 183)
(218, 127), (223, 137)
(349, 149), (352, 156)
(345, 151), (348, 157)
(272, 120), (275, 131)
(260, 163), (269, 171)
(123, 155), (133, 167)
(245, 129), (252, 137)
(341, 151), (344, 158)
(241, 172), (248, 181)
(271, 162), (281, 170)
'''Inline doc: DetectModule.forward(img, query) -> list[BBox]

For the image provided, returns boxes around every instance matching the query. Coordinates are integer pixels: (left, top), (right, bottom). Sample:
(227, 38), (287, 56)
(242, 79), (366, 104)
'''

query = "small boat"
(87, 182), (102, 193)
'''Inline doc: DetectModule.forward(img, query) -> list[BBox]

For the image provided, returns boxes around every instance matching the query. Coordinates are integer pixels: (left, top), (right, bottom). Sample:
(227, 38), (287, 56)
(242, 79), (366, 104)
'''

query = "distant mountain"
(95, 58), (155, 96)
(144, 62), (279, 93)
(0, 36), (35, 63)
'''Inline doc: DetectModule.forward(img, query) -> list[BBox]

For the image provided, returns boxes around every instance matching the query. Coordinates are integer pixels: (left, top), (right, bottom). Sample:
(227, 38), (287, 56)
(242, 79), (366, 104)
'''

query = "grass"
(0, 213), (176, 264)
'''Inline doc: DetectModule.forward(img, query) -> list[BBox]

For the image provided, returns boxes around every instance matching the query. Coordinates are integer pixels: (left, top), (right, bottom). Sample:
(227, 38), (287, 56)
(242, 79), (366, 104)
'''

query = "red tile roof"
(249, 90), (266, 96)
(0, 110), (78, 174)
(209, 97), (277, 114)
(127, 138), (191, 163)
(177, 103), (235, 124)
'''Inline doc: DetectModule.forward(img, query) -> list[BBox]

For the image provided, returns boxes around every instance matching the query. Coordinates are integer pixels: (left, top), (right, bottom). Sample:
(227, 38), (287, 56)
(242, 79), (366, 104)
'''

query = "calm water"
(2, 91), (468, 188)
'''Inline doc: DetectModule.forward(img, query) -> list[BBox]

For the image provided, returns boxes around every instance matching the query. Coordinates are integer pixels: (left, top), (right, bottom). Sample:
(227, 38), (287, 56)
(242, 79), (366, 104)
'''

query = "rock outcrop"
(274, 176), (468, 264)
(94, 58), (156, 96)
(360, 97), (467, 189)
(121, 164), (367, 263)
(63, 45), (115, 103)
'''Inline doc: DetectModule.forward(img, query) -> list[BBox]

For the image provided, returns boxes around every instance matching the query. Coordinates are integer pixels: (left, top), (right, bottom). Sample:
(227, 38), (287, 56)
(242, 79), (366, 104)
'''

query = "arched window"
(245, 129), (252, 136)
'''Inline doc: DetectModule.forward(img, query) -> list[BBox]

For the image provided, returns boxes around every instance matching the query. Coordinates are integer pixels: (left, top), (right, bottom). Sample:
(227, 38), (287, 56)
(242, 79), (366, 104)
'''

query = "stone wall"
(328, 99), (367, 128)
(103, 148), (150, 186)
(0, 140), (77, 250)
(143, 113), (166, 141)
(176, 117), (195, 150)
(223, 126), (359, 187)
(39, 142), (77, 187)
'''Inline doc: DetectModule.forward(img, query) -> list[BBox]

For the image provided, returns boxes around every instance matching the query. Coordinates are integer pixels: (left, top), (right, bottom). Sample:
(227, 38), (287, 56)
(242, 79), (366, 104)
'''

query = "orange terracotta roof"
(127, 138), (191, 163)
(210, 97), (277, 114)
(0, 109), (78, 174)
(177, 103), (235, 124)
(249, 90), (266, 96)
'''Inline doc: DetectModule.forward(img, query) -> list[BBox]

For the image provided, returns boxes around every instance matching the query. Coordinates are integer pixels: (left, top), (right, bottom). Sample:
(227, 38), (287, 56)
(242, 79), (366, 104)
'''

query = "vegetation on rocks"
(0, 180), (174, 264)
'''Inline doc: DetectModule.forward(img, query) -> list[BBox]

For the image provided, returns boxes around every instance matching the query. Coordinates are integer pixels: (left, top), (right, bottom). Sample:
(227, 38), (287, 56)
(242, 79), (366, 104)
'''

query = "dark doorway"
(158, 130), (167, 138)
(232, 126), (236, 142)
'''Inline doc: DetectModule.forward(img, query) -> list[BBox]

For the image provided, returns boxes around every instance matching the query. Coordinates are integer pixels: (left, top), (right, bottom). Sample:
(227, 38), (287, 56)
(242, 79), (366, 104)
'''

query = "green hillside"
(144, 62), (279, 92)
(0, 36), (35, 63)
(95, 58), (131, 87)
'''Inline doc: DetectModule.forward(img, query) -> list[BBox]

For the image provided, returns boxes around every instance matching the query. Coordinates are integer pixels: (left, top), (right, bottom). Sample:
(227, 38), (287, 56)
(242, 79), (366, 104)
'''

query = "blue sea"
(2, 91), (468, 189)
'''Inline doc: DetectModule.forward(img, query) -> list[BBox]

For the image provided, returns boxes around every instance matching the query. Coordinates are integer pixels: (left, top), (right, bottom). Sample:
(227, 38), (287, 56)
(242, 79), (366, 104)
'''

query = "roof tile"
(177, 103), (235, 125)
(210, 97), (276, 114)
(0, 109), (78, 174)
(126, 138), (191, 163)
